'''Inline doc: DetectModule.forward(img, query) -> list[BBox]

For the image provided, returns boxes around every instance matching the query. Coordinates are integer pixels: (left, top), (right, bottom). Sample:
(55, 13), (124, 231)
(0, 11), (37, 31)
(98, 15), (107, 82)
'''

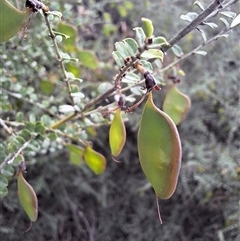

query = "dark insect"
(144, 71), (160, 91)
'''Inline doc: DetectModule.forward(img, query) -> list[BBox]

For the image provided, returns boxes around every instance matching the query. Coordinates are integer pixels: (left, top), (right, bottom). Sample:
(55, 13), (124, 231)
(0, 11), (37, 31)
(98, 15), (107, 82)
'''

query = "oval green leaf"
(57, 21), (78, 52)
(123, 38), (138, 55)
(163, 85), (191, 125)
(0, 0), (29, 42)
(114, 42), (129, 59)
(141, 49), (164, 61)
(17, 171), (38, 222)
(138, 92), (182, 199)
(112, 51), (125, 67)
(83, 146), (106, 174)
(109, 108), (126, 157)
(133, 27), (146, 47)
(141, 17), (154, 38)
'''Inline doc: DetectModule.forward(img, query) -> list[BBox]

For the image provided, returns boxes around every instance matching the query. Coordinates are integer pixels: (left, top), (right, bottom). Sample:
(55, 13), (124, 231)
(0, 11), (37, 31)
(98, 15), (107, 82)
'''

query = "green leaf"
(141, 17), (154, 38)
(139, 60), (153, 73)
(0, 187), (8, 198)
(141, 49), (164, 61)
(138, 92), (182, 199)
(115, 42), (129, 58)
(122, 72), (140, 83)
(16, 112), (24, 122)
(57, 21), (78, 52)
(171, 45), (183, 57)
(112, 51), (125, 67)
(133, 27), (146, 47)
(1, 165), (15, 177)
(150, 36), (170, 48)
(19, 129), (32, 140)
(34, 122), (46, 135)
(17, 170), (38, 222)
(83, 146), (106, 174)
(77, 49), (98, 70)
(109, 109), (126, 157)
(123, 38), (138, 55)
(163, 85), (191, 125)
(0, 175), (8, 188)
(66, 144), (84, 166)
(0, 0), (29, 42)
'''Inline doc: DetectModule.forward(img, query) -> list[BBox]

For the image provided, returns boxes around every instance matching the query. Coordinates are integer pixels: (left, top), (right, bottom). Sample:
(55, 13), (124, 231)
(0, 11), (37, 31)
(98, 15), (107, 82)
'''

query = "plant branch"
(5, 139), (31, 165)
(161, 0), (224, 52)
(43, 11), (75, 105)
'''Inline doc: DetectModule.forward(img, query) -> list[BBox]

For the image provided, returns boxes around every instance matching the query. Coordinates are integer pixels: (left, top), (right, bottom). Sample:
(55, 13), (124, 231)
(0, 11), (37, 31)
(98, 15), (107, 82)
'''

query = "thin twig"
(43, 11), (75, 105)
(0, 118), (15, 136)
(7, 140), (31, 165)
(161, 0), (222, 52)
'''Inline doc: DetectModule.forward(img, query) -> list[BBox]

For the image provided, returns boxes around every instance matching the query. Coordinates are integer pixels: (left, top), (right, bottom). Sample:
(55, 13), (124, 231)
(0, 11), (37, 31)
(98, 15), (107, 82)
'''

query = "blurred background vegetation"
(0, 0), (239, 240)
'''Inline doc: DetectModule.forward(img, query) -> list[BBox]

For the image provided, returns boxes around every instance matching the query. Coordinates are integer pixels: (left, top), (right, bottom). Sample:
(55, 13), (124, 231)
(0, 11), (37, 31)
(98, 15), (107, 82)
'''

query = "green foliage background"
(1, 0), (239, 240)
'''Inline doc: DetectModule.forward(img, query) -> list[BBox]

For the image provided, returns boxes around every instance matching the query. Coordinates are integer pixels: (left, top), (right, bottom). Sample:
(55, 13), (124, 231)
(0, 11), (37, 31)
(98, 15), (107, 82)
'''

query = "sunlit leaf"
(141, 49), (164, 61)
(109, 109), (126, 157)
(84, 146), (106, 174)
(17, 170), (38, 222)
(163, 85), (191, 125)
(138, 92), (182, 199)
(0, 0), (30, 42)
(141, 17), (154, 38)
(150, 36), (170, 48)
